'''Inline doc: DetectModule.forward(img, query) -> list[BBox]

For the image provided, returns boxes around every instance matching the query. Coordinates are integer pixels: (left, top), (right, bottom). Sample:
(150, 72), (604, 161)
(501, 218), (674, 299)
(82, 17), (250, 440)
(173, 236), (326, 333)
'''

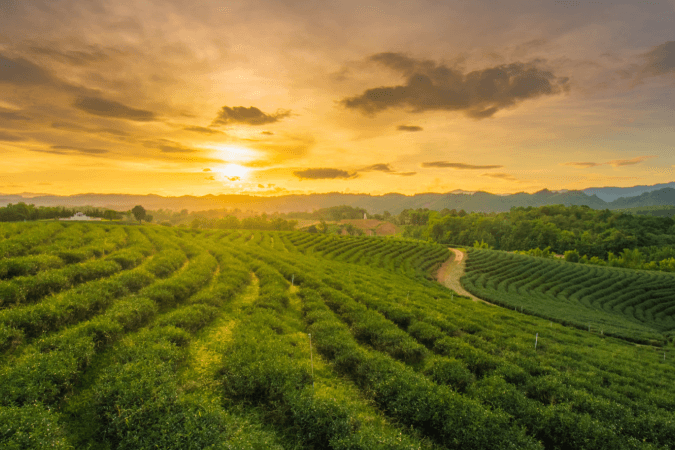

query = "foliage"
(404, 204), (674, 264)
(462, 249), (674, 343)
(0, 202), (113, 222)
(0, 222), (672, 449)
(131, 205), (147, 223)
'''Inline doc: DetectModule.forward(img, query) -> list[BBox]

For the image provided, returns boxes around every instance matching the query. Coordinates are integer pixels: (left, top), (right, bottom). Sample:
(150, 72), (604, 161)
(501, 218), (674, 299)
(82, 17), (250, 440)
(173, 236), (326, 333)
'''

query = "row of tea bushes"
(0, 227), (129, 280)
(0, 222), (64, 258)
(70, 250), (254, 448)
(254, 246), (673, 449)
(298, 285), (540, 450)
(462, 249), (674, 344)
(0, 231), (162, 351)
(0, 254), (65, 280)
(0, 241), (252, 448)
(0, 244), (150, 307)
(216, 253), (434, 450)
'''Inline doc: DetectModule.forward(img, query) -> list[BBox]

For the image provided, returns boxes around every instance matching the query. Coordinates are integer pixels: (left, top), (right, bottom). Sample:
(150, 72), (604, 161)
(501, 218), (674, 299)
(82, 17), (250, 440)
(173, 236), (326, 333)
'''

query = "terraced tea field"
(1, 223), (673, 449)
(462, 249), (675, 345)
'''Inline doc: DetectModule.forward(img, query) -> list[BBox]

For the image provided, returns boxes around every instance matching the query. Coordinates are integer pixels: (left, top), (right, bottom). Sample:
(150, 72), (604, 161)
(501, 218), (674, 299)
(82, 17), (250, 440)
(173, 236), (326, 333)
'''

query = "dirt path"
(436, 248), (488, 304)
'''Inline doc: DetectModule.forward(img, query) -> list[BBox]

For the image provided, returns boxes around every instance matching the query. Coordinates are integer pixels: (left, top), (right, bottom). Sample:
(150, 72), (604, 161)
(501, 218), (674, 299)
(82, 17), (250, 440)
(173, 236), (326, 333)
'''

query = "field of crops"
(461, 249), (675, 345)
(1, 223), (673, 449)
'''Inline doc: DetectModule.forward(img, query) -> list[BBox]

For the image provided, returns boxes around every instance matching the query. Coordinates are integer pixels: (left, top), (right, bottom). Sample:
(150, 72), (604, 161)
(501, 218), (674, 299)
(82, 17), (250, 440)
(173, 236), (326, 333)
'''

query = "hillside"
(0, 223), (673, 449)
(583, 182), (675, 202)
(1, 182), (673, 214)
(462, 249), (674, 344)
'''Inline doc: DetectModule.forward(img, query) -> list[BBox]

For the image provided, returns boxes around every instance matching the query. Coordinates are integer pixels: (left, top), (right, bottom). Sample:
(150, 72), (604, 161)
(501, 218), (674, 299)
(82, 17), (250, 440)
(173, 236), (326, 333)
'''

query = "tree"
(145, 214), (153, 223)
(317, 219), (328, 234)
(564, 249), (580, 263)
(131, 205), (146, 224)
(103, 210), (118, 221)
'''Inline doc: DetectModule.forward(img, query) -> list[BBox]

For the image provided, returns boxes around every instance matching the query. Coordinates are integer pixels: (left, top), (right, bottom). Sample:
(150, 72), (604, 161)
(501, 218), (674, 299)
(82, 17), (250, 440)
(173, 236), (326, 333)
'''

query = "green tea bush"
(0, 222), (63, 258)
(300, 287), (541, 450)
(85, 326), (232, 449)
(421, 355), (475, 392)
(463, 249), (673, 344)
(0, 254), (64, 279)
(0, 266), (155, 344)
(0, 404), (72, 450)
(155, 304), (219, 333)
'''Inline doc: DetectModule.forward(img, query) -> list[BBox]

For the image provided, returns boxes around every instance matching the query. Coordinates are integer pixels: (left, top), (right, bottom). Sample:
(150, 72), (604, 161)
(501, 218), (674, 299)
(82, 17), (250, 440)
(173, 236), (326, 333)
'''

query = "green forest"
(400, 205), (674, 271)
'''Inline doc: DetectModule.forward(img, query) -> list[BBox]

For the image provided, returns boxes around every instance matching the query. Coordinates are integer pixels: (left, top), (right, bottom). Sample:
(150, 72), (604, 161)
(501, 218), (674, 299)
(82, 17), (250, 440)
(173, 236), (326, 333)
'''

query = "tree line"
(404, 204), (674, 269)
(188, 214), (297, 231)
(0, 203), (116, 222)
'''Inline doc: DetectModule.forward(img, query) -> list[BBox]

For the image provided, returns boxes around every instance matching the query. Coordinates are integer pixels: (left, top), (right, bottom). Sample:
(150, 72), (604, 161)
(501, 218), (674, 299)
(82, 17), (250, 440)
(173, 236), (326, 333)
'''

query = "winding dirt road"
(436, 248), (488, 304)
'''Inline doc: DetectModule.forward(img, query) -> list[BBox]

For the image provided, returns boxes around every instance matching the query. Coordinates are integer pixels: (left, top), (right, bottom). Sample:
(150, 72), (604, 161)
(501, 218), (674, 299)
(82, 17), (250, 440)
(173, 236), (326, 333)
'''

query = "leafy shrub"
(0, 404), (72, 450)
(422, 355), (474, 392)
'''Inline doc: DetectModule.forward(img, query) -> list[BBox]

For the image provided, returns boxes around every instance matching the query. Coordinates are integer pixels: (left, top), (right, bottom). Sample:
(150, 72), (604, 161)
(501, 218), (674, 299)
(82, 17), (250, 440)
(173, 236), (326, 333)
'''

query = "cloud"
(205, 175), (215, 180)
(608, 155), (657, 167)
(51, 121), (128, 136)
(359, 163), (416, 176)
(184, 125), (222, 135)
(31, 145), (109, 155)
(342, 52), (569, 119)
(421, 161), (504, 169)
(293, 168), (358, 180)
(0, 131), (25, 141)
(261, 131), (274, 135)
(397, 125), (423, 132)
(203, 168), (211, 172)
(0, 54), (57, 85)
(211, 106), (291, 126)
(73, 96), (156, 121)
(361, 163), (393, 172)
(564, 161), (602, 168)
(27, 44), (110, 66)
(617, 42), (675, 86)
(481, 172), (517, 180)
(563, 156), (657, 168)
(144, 139), (200, 153)
(638, 41), (674, 79)
(50, 145), (108, 154)
(0, 110), (30, 121)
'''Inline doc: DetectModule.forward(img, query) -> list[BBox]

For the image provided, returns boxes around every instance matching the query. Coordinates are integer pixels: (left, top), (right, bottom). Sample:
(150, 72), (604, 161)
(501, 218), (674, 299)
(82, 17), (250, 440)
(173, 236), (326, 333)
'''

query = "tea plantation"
(0, 222), (673, 449)
(462, 249), (674, 345)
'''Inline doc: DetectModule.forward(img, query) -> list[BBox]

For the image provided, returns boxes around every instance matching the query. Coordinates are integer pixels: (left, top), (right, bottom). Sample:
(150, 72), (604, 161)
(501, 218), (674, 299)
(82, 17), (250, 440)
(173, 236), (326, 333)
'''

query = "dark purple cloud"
(73, 96), (156, 121)
(211, 106), (291, 126)
(342, 53), (569, 119)
(293, 168), (358, 179)
(421, 161), (503, 169)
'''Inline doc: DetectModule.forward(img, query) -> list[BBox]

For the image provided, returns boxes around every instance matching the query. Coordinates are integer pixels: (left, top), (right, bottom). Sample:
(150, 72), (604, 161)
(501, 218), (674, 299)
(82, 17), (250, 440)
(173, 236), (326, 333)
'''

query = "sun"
(214, 163), (250, 181)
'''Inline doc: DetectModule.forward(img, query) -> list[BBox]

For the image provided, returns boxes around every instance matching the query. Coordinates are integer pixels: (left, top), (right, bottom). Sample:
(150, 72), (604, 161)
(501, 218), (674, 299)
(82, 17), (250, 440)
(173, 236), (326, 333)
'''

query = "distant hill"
(606, 188), (675, 209)
(0, 183), (673, 214)
(582, 182), (675, 202)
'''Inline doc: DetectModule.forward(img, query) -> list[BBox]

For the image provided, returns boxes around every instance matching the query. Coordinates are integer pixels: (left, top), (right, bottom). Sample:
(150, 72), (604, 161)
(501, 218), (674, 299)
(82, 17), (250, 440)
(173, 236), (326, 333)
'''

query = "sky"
(0, 0), (673, 197)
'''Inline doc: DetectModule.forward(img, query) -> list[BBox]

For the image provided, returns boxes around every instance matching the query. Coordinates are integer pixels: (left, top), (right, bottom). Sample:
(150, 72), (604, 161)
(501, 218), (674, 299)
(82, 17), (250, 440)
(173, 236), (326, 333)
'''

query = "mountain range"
(0, 183), (673, 215)
(581, 182), (674, 202)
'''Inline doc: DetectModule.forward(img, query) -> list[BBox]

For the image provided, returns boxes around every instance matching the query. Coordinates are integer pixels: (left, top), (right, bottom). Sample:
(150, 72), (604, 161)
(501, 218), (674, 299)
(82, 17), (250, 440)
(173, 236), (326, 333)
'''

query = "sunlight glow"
(214, 164), (251, 181)
(204, 144), (259, 163)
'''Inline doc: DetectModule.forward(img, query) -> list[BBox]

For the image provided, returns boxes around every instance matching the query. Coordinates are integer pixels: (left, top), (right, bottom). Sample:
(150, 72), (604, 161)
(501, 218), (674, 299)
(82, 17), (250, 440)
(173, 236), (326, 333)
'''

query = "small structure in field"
(60, 212), (102, 221)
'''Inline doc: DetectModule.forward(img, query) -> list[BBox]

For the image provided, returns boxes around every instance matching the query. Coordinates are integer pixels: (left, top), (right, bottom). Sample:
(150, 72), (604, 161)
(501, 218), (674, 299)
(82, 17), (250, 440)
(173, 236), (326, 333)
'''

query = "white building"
(60, 212), (102, 221)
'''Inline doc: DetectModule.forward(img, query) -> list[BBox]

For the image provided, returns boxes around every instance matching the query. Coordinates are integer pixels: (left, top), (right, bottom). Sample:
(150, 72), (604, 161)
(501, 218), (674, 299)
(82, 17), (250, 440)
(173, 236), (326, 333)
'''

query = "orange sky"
(0, 0), (673, 196)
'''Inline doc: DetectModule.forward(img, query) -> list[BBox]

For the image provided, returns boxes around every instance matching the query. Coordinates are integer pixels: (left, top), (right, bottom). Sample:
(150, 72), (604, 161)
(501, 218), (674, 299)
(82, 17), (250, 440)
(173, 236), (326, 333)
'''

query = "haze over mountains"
(1, 183), (673, 215)
(581, 182), (675, 202)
